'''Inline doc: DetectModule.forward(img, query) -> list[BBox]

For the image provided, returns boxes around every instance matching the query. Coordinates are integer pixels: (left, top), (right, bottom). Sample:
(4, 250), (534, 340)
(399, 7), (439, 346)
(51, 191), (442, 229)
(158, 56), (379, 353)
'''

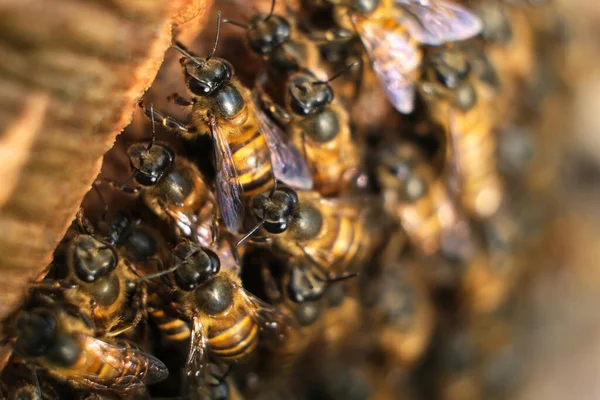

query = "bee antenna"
(206, 11), (222, 61)
(312, 62), (360, 85)
(120, 170), (140, 191)
(223, 19), (250, 30)
(134, 263), (182, 283)
(92, 182), (109, 223)
(147, 103), (156, 151)
(264, 0), (276, 22)
(326, 272), (359, 284)
(172, 41), (202, 66)
(236, 219), (265, 248)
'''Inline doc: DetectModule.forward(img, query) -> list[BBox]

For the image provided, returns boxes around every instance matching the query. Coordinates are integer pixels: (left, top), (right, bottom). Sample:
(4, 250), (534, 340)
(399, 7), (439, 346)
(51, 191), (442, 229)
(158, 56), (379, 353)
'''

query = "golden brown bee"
(361, 257), (435, 367)
(98, 139), (217, 248)
(36, 213), (145, 337)
(257, 65), (367, 197)
(139, 13), (312, 233)
(377, 142), (469, 256)
(160, 241), (300, 398)
(420, 44), (504, 219)
(249, 187), (383, 280)
(305, 0), (482, 114)
(5, 302), (168, 397)
(147, 293), (192, 346)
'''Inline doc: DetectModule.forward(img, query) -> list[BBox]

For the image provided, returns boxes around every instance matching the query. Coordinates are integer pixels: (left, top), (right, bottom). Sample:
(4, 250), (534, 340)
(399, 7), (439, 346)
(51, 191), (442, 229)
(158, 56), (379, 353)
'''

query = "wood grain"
(0, 0), (214, 326)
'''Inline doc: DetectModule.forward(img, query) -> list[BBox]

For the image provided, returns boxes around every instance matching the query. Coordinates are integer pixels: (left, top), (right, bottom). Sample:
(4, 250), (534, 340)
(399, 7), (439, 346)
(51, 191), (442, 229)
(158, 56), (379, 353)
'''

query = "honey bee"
(35, 211), (145, 337)
(159, 241), (300, 398)
(256, 64), (367, 197)
(248, 187), (383, 280)
(377, 142), (471, 256)
(97, 133), (217, 248)
(361, 258), (434, 367)
(4, 302), (168, 397)
(139, 13), (312, 233)
(420, 44), (503, 219)
(306, 0), (482, 114)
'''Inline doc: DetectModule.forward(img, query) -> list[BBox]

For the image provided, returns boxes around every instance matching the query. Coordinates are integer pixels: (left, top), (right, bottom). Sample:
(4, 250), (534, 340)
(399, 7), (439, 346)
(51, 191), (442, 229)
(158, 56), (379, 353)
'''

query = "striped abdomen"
(398, 181), (457, 255)
(305, 209), (370, 276)
(450, 102), (503, 218)
(149, 307), (191, 343)
(206, 307), (259, 362)
(55, 335), (166, 388)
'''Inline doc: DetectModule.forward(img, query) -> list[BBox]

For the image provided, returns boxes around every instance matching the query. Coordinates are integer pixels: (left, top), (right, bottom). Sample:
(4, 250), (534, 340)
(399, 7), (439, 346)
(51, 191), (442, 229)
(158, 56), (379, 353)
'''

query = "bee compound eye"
(263, 220), (289, 234)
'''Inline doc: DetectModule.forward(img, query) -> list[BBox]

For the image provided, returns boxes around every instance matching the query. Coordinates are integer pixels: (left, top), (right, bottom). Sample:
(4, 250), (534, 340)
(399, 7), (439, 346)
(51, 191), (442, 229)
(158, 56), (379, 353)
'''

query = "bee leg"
(167, 92), (194, 107)
(138, 101), (196, 136)
(261, 263), (282, 302)
(304, 26), (354, 43)
(95, 178), (140, 194)
(255, 89), (291, 127)
(75, 207), (95, 234)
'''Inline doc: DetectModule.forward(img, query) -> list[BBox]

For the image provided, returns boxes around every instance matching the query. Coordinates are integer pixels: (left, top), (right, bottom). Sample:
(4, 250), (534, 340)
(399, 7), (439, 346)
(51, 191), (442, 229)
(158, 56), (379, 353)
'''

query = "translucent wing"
(395, 0), (482, 45)
(211, 122), (245, 233)
(358, 18), (421, 114)
(74, 336), (167, 392)
(184, 317), (212, 399)
(238, 285), (300, 353)
(252, 94), (314, 190)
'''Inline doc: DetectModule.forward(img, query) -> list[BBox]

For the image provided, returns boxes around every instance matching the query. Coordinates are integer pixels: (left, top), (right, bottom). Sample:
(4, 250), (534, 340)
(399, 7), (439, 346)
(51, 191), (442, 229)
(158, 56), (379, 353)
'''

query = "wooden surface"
(0, 0), (214, 324)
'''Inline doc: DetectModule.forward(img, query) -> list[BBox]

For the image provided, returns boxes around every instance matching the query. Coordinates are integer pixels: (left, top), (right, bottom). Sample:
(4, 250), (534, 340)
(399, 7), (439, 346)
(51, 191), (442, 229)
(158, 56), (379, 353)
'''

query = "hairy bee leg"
(94, 178), (140, 194)
(167, 92), (194, 107)
(138, 101), (196, 135)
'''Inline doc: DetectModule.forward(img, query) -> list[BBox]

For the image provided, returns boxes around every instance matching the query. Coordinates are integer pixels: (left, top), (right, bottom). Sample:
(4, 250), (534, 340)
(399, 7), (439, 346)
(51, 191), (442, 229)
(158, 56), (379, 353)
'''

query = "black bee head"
(14, 308), (57, 358)
(251, 187), (299, 234)
(247, 14), (291, 56)
(173, 244), (221, 291)
(288, 71), (334, 116)
(127, 142), (175, 186)
(378, 144), (428, 202)
(70, 234), (118, 283)
(182, 57), (233, 96)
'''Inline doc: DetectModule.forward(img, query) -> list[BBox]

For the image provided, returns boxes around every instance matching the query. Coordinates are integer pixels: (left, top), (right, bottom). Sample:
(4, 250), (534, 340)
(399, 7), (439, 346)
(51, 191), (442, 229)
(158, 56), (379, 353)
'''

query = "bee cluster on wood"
(0, 0), (567, 399)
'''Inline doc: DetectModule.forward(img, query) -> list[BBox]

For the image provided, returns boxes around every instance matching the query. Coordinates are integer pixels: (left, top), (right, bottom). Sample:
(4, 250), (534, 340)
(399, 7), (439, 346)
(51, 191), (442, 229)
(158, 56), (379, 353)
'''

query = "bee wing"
(358, 18), (420, 114)
(211, 122), (245, 233)
(183, 317), (212, 398)
(395, 0), (482, 45)
(251, 94), (314, 190)
(74, 336), (167, 391)
(238, 285), (299, 349)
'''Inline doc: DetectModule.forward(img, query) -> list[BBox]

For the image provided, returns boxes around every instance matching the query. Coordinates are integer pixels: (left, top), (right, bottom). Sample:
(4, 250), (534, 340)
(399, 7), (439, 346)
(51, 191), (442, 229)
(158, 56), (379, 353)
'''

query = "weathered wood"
(0, 0), (214, 324)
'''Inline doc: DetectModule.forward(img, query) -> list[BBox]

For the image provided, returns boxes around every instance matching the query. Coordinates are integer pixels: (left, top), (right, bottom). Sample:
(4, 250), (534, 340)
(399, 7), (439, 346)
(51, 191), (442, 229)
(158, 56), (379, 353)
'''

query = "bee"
(377, 142), (470, 256)
(256, 63), (367, 197)
(305, 0), (482, 114)
(247, 187), (383, 280)
(4, 302), (168, 397)
(139, 12), (312, 233)
(420, 44), (503, 219)
(35, 211), (145, 337)
(160, 241), (300, 397)
(361, 258), (434, 367)
(97, 128), (217, 248)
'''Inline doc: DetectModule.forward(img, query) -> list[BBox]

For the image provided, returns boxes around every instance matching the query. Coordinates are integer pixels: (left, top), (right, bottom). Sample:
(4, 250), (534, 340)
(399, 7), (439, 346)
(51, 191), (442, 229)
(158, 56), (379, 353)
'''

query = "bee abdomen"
(150, 308), (191, 343)
(208, 315), (259, 361)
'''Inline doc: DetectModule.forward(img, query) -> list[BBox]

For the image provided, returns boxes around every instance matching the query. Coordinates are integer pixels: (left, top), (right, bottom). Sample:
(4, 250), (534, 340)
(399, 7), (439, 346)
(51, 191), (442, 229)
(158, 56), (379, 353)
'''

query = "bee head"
(182, 57), (233, 96)
(288, 71), (334, 116)
(173, 244), (221, 291)
(14, 308), (57, 358)
(287, 263), (327, 304)
(246, 14), (291, 56)
(127, 142), (174, 186)
(427, 47), (471, 89)
(251, 187), (299, 234)
(378, 144), (428, 202)
(69, 234), (118, 283)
